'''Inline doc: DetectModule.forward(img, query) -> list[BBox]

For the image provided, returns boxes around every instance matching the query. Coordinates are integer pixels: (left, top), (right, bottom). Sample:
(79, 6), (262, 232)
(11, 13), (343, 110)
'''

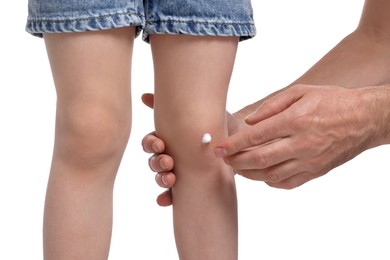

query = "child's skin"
(151, 34), (239, 259)
(43, 27), (134, 259)
(43, 27), (239, 259)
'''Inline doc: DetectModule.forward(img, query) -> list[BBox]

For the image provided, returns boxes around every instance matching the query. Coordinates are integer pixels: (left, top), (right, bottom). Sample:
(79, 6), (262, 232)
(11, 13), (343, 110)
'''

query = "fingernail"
(214, 148), (228, 157)
(159, 159), (168, 170)
(245, 106), (261, 121)
(152, 142), (160, 152)
(245, 111), (256, 121)
(161, 175), (168, 186)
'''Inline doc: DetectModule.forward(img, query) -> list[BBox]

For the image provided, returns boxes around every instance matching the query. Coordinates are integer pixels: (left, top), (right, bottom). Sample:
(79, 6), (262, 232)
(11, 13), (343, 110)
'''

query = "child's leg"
(43, 27), (134, 260)
(151, 35), (239, 260)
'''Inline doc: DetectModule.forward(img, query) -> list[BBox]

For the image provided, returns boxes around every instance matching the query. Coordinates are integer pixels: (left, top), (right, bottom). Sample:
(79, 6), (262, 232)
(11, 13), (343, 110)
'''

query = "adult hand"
(141, 93), (247, 206)
(141, 93), (175, 206)
(215, 84), (381, 189)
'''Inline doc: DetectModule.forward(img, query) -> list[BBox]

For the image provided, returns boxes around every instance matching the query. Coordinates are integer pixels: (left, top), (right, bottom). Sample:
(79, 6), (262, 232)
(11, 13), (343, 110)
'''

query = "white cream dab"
(201, 133), (212, 144)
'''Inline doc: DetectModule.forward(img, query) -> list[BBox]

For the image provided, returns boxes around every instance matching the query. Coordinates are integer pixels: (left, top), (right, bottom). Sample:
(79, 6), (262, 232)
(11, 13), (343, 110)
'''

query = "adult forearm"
(295, 0), (390, 88)
(293, 27), (390, 88)
(235, 7), (390, 118)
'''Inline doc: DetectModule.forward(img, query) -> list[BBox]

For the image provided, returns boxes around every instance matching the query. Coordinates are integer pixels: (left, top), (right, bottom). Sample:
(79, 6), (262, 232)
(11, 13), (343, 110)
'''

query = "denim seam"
(27, 11), (145, 23)
(142, 19), (256, 43)
(146, 20), (254, 26)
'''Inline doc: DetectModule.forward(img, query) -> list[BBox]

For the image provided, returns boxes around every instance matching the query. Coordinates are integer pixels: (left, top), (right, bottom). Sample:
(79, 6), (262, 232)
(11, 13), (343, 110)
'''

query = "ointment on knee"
(201, 133), (212, 144)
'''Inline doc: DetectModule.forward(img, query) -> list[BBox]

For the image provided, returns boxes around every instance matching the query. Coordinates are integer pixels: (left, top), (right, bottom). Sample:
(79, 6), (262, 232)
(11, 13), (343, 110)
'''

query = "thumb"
(141, 93), (155, 109)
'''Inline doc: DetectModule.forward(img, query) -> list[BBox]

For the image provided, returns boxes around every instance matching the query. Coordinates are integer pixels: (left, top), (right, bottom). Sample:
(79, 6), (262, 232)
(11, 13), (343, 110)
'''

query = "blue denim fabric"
(26, 0), (256, 41)
(143, 0), (255, 41)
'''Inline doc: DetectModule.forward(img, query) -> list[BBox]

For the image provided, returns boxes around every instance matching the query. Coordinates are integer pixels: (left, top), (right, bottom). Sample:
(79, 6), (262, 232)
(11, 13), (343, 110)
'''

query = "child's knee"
(161, 127), (225, 170)
(54, 105), (131, 170)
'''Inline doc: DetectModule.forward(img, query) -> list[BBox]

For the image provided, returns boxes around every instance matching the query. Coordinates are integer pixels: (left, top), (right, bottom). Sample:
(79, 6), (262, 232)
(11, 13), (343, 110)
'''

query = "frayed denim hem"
(26, 11), (145, 38)
(143, 19), (256, 42)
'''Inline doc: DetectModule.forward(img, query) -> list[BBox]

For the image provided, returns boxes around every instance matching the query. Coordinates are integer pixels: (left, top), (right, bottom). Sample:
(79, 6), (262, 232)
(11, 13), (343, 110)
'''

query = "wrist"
(358, 85), (390, 147)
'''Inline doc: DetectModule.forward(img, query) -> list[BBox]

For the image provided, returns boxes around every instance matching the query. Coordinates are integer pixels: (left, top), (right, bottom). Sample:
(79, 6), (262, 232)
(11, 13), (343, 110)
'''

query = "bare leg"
(151, 35), (239, 260)
(43, 27), (134, 260)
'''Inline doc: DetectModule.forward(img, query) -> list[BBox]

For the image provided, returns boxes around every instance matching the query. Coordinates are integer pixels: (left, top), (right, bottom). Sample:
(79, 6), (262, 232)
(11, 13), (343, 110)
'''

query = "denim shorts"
(26, 0), (256, 42)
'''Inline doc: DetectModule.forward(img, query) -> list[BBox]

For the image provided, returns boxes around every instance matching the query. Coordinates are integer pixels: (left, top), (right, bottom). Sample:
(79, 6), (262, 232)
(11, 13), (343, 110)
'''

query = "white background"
(1, 0), (390, 259)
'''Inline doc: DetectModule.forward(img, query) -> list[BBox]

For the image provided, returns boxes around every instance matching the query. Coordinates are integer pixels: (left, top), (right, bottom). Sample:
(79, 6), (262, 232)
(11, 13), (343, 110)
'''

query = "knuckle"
(282, 181), (298, 190)
(265, 172), (281, 183)
(238, 169), (269, 181)
(247, 128), (265, 145)
(265, 181), (280, 189)
(253, 153), (269, 168)
(305, 159), (320, 173)
(239, 171), (257, 181)
(265, 179), (298, 190)
(283, 177), (305, 190)
(261, 98), (278, 115)
(290, 115), (308, 131)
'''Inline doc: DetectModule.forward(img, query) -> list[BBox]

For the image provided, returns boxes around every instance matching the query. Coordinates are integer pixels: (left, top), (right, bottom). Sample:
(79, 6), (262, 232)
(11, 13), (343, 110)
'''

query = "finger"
(225, 137), (294, 170)
(265, 171), (315, 190)
(237, 159), (300, 183)
(141, 93), (155, 109)
(155, 172), (176, 188)
(142, 132), (166, 153)
(148, 154), (174, 172)
(215, 113), (290, 157)
(245, 85), (305, 125)
(226, 111), (236, 134)
(156, 189), (173, 207)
